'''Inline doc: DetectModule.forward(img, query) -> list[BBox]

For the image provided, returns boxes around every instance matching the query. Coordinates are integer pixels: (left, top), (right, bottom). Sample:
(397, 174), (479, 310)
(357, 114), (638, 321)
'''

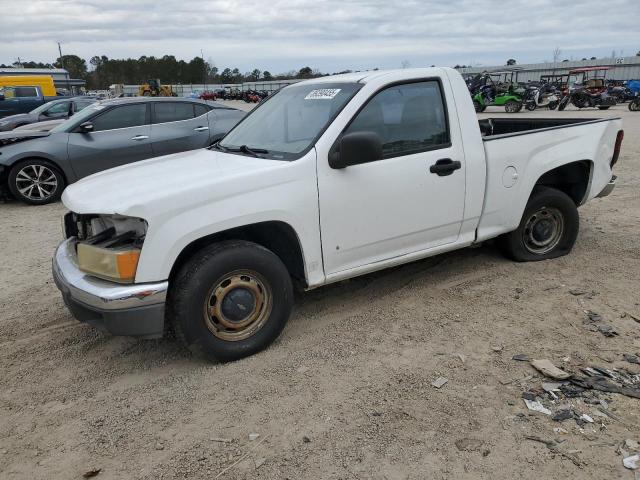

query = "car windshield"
(50, 103), (107, 133)
(219, 82), (362, 160)
(30, 102), (58, 115)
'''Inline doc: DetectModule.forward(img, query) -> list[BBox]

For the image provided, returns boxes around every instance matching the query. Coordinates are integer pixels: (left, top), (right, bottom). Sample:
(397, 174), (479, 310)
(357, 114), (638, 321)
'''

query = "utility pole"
(201, 49), (207, 90)
(58, 42), (70, 92)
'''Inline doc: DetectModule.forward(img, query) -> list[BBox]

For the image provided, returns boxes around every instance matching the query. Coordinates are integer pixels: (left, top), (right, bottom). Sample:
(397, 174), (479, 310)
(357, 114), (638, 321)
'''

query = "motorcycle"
(558, 84), (617, 111)
(523, 83), (559, 111)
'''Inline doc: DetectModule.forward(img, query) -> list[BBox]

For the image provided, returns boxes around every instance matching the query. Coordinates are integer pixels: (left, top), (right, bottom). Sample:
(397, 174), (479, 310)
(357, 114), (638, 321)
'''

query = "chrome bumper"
(52, 238), (168, 338)
(596, 175), (616, 198)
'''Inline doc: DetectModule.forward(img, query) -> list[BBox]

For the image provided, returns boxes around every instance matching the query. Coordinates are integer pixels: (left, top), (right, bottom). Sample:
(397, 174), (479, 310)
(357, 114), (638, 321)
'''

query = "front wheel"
(8, 160), (65, 205)
(548, 101), (558, 110)
(525, 102), (536, 111)
(169, 240), (294, 362)
(500, 187), (579, 262)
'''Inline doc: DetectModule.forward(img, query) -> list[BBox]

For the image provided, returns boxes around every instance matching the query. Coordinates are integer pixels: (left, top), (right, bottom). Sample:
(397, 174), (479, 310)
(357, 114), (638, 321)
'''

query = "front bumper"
(52, 238), (168, 339)
(596, 175), (616, 198)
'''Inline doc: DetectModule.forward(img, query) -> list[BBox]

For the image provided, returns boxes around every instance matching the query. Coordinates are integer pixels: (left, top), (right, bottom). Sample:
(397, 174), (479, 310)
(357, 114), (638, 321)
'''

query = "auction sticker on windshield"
(305, 89), (341, 100)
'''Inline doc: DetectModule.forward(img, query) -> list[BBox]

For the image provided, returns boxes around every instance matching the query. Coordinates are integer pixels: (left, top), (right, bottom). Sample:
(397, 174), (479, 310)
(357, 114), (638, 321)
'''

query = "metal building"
(0, 67), (85, 92)
(457, 56), (640, 82)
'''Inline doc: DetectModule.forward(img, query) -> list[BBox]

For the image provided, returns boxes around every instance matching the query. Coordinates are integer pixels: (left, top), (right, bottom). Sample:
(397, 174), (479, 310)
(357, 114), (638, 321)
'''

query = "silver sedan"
(0, 97), (245, 205)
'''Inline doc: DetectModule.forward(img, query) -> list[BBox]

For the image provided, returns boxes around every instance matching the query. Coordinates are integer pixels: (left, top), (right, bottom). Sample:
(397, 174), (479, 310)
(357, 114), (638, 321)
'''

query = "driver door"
(67, 103), (153, 179)
(317, 80), (466, 276)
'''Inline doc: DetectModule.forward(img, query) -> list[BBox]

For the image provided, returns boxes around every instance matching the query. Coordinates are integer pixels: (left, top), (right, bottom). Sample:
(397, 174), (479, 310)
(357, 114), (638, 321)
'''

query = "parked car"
(52, 67), (623, 362)
(0, 97), (245, 204)
(0, 85), (68, 118)
(0, 97), (97, 131)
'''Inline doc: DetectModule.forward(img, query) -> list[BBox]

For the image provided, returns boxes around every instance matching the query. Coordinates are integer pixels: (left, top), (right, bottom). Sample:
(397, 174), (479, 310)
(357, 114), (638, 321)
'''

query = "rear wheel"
(500, 187), (579, 262)
(473, 100), (483, 113)
(504, 100), (522, 113)
(8, 160), (65, 205)
(169, 240), (294, 362)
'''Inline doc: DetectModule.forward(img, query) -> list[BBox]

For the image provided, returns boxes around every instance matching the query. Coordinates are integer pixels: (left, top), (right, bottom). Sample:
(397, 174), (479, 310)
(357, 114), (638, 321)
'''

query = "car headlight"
(66, 213), (147, 283)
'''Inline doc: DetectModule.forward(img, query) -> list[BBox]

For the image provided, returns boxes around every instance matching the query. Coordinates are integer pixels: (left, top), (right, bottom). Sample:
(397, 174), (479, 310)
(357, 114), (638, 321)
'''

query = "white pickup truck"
(53, 67), (624, 361)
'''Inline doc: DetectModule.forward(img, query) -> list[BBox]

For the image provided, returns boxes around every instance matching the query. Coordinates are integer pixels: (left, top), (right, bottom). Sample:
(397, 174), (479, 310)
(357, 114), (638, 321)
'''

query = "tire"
(548, 101), (558, 110)
(500, 187), (579, 262)
(525, 102), (536, 111)
(473, 100), (483, 113)
(8, 159), (65, 205)
(629, 101), (639, 112)
(504, 100), (521, 113)
(597, 106), (610, 110)
(168, 240), (294, 362)
(558, 96), (570, 111)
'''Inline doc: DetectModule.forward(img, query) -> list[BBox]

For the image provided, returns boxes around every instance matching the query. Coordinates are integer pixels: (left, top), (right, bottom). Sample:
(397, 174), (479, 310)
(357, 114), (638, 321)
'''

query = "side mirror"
(329, 131), (383, 169)
(78, 121), (94, 133)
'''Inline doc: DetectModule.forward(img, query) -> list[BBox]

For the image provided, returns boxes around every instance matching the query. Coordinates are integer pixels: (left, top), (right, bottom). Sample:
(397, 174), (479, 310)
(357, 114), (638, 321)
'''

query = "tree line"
(1, 55), (339, 89)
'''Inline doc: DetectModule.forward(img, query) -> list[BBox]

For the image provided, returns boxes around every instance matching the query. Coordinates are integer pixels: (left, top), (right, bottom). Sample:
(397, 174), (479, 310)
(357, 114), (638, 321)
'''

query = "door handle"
(131, 135), (149, 141)
(194, 126), (209, 132)
(429, 158), (461, 176)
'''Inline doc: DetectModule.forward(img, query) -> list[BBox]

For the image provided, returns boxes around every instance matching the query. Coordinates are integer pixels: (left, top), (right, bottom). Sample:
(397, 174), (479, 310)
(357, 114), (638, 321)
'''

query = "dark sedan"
(0, 97), (245, 204)
(0, 97), (97, 131)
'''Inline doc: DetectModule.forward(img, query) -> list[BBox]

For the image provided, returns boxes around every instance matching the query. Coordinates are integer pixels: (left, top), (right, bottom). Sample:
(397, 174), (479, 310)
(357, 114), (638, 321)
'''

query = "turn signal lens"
(77, 243), (140, 283)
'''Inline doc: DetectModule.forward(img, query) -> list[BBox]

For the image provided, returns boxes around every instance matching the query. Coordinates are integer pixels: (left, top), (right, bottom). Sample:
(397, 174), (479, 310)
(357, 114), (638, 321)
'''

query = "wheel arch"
(168, 220), (308, 289)
(532, 160), (593, 206)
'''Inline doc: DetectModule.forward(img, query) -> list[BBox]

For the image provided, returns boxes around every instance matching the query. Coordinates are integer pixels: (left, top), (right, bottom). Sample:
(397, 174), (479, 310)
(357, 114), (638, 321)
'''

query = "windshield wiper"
(239, 145), (268, 157)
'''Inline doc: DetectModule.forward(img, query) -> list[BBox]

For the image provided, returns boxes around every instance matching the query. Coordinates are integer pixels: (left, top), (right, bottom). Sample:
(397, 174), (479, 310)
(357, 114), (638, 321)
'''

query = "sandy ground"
(1, 102), (639, 480)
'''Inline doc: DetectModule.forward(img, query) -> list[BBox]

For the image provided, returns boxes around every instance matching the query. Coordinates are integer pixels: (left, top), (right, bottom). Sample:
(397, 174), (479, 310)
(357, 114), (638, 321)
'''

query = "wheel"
(629, 101), (639, 112)
(7, 160), (65, 205)
(525, 102), (536, 111)
(597, 106), (610, 110)
(142, 91), (151, 96)
(473, 100), (483, 113)
(558, 96), (570, 111)
(500, 187), (579, 262)
(548, 101), (558, 110)
(169, 240), (294, 362)
(504, 100), (521, 113)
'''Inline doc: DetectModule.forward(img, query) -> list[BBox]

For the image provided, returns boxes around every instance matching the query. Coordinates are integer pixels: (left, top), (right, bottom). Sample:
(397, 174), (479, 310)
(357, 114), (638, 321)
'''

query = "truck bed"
(479, 117), (615, 138)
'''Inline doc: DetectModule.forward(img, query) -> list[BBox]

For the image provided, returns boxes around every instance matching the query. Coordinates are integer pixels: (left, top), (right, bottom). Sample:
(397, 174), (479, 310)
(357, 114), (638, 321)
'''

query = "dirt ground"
(1, 102), (639, 480)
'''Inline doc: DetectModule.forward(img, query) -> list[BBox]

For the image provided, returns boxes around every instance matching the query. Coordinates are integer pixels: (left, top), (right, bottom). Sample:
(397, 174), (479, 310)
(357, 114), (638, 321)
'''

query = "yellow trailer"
(0, 75), (57, 96)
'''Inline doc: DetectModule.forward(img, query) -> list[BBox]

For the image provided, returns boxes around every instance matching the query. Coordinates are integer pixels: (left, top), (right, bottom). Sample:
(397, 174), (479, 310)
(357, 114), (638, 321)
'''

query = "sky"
(1, 0), (639, 73)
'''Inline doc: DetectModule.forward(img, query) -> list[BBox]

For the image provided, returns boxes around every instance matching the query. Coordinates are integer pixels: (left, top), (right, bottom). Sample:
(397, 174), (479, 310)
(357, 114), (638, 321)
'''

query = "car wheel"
(500, 187), (579, 262)
(169, 240), (294, 362)
(8, 160), (65, 205)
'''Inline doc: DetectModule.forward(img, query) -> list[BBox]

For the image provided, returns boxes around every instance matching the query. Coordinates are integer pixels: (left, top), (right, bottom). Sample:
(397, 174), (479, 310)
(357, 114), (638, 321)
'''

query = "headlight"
(70, 213), (147, 283)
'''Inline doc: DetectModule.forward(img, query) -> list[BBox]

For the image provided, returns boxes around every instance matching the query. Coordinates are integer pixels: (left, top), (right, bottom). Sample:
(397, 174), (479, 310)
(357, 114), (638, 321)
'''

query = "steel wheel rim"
(522, 207), (564, 255)
(15, 165), (58, 201)
(203, 270), (272, 341)
(505, 101), (519, 113)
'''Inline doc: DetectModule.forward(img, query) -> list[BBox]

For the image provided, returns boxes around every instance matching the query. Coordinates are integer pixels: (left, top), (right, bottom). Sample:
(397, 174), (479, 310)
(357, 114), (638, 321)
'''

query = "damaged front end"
(63, 212), (148, 284)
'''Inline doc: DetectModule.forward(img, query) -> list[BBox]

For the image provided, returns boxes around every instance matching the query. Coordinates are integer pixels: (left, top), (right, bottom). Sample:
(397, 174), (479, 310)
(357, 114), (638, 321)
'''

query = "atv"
(470, 69), (524, 113)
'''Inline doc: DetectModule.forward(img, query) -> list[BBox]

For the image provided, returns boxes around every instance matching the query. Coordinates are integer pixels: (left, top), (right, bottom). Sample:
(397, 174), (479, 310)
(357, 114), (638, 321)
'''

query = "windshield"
(50, 103), (106, 133)
(29, 102), (58, 115)
(219, 82), (362, 160)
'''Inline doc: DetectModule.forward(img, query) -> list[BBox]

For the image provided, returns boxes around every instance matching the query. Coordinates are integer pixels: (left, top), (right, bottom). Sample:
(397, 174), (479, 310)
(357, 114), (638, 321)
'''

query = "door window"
(344, 81), (449, 159)
(45, 102), (70, 115)
(194, 104), (210, 117)
(154, 102), (196, 123)
(91, 104), (148, 132)
(73, 100), (95, 112)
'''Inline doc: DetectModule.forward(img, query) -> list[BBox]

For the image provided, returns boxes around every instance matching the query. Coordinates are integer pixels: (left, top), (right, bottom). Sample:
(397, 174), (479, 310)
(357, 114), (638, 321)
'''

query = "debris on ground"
(597, 324), (618, 337)
(255, 457), (266, 469)
(248, 433), (260, 441)
(210, 437), (232, 443)
(82, 468), (102, 478)
(569, 289), (589, 296)
(524, 436), (582, 467)
(623, 454), (640, 470)
(512, 354), (529, 362)
(530, 359), (572, 380)
(624, 354), (640, 365)
(552, 409), (573, 422)
(431, 377), (448, 389)
(523, 398), (551, 415)
(585, 310), (603, 323)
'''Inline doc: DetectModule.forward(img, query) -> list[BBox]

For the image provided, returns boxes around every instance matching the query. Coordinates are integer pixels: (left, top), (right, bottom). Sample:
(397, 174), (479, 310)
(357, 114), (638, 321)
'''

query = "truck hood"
(62, 148), (289, 218)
